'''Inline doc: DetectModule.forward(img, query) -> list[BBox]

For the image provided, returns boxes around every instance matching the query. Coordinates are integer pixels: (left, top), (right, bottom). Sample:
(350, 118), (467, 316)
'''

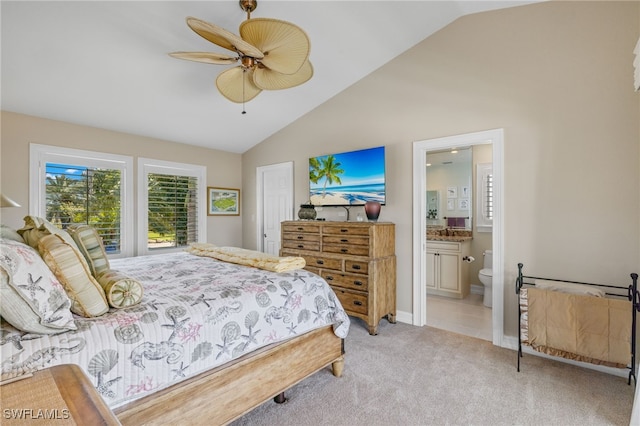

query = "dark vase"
(298, 204), (317, 220)
(364, 201), (381, 222)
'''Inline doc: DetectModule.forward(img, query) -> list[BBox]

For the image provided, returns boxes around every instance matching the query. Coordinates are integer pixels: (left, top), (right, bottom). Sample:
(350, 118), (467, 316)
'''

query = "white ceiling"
(1, 1), (537, 154)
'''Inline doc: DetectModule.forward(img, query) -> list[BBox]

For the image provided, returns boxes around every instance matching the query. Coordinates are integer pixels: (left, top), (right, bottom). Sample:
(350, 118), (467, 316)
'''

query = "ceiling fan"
(170, 0), (313, 111)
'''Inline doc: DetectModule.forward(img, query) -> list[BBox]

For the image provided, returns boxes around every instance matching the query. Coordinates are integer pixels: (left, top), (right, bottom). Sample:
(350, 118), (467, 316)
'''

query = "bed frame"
(114, 325), (344, 425)
(515, 262), (639, 384)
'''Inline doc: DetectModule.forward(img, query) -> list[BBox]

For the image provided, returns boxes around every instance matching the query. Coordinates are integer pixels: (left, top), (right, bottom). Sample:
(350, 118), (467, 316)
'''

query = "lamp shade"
(0, 194), (21, 208)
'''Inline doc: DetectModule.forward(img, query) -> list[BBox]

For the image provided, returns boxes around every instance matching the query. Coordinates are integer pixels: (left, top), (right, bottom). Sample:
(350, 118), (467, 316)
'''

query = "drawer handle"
(297, 227), (303, 231)
(340, 239), (348, 243)
(297, 236), (303, 239)
(352, 265), (361, 270)
(353, 280), (363, 286)
(316, 260), (324, 265)
(353, 301), (363, 306)
(340, 229), (349, 233)
(325, 275), (334, 281)
(340, 248), (348, 253)
(297, 244), (304, 248)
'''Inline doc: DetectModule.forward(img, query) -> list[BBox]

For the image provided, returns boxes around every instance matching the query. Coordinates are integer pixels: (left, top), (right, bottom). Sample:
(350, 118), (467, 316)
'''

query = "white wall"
(242, 1), (640, 337)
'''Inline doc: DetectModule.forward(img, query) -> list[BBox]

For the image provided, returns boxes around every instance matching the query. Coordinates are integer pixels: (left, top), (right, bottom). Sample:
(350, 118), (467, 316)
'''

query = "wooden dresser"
(281, 220), (396, 335)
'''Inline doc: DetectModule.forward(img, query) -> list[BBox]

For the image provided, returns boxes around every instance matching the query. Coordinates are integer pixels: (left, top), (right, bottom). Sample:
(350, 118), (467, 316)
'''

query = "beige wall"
(0, 111), (243, 251)
(242, 1), (640, 337)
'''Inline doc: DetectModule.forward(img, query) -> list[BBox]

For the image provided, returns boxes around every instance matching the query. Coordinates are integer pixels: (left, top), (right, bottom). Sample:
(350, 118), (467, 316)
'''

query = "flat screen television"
(309, 146), (386, 206)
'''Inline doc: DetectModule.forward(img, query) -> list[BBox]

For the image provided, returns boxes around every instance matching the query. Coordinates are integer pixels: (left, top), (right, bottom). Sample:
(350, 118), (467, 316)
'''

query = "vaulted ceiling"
(1, 1), (538, 153)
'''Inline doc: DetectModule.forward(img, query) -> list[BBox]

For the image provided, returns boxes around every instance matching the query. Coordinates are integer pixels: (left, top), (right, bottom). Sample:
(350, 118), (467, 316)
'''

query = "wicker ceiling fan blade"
(240, 18), (310, 75)
(216, 66), (262, 103)
(169, 51), (238, 65)
(186, 17), (264, 59)
(253, 60), (313, 90)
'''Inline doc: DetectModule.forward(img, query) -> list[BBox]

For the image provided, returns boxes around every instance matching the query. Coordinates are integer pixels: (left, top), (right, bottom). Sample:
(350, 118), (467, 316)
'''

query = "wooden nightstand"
(1, 364), (120, 425)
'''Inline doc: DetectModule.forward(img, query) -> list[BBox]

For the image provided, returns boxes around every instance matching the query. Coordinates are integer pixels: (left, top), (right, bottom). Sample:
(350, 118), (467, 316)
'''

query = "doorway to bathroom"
(412, 129), (504, 346)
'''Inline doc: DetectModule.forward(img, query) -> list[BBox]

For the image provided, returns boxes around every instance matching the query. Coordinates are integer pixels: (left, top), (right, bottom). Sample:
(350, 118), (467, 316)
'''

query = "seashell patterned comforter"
(0, 251), (350, 409)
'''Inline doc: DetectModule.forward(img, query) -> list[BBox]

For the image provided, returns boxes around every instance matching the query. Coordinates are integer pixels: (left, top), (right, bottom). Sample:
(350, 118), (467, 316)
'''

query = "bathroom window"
(476, 163), (493, 232)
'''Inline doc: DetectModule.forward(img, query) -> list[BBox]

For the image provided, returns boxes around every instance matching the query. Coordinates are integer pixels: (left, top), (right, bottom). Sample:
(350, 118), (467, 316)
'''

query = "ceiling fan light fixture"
(171, 0), (312, 108)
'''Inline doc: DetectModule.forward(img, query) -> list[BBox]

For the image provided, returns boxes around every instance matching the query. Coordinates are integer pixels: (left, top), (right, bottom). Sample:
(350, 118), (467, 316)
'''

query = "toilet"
(478, 250), (493, 308)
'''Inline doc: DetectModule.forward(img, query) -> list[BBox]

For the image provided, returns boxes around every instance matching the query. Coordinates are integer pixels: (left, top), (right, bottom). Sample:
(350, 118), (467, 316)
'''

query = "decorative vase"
(364, 201), (381, 222)
(297, 204), (317, 220)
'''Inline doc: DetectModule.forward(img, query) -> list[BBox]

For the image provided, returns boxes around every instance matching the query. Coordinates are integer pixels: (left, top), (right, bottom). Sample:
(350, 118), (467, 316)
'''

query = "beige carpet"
(231, 319), (635, 426)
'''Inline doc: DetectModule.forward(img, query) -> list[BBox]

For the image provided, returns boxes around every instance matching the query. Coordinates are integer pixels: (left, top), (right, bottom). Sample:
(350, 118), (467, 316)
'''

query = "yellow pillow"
(67, 224), (110, 278)
(96, 270), (144, 309)
(38, 234), (109, 317)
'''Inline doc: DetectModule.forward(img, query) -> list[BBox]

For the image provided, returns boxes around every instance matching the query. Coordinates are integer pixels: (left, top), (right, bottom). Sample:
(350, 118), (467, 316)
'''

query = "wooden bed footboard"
(114, 325), (344, 425)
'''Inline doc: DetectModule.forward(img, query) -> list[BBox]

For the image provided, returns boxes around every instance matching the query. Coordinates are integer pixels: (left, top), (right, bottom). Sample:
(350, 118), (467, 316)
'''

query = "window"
(476, 162), (493, 232)
(138, 158), (206, 255)
(30, 144), (133, 257)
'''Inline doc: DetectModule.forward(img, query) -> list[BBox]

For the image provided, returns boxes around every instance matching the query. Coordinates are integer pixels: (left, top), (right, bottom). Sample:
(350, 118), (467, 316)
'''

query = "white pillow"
(534, 279), (606, 297)
(0, 238), (76, 333)
(0, 224), (24, 243)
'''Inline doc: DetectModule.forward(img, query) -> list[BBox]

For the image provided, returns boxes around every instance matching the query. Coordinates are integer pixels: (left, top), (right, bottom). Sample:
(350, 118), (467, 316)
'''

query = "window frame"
(476, 162), (493, 233)
(137, 158), (206, 255)
(29, 143), (134, 257)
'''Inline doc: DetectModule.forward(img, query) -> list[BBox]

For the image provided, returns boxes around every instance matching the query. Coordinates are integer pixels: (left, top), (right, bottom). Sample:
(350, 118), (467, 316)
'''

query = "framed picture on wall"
(208, 187), (240, 216)
(458, 199), (469, 210)
(447, 199), (455, 210)
(447, 186), (457, 198)
(461, 186), (470, 198)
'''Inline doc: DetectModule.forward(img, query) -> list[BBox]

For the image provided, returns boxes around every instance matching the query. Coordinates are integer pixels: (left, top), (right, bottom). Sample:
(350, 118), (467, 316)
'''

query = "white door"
(257, 162), (294, 255)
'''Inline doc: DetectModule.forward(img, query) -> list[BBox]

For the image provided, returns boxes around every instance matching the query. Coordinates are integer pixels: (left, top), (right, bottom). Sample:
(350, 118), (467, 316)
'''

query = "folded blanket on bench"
(187, 243), (306, 273)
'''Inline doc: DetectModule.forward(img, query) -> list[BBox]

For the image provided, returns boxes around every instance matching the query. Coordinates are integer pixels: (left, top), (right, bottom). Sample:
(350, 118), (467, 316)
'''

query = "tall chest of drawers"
(281, 221), (396, 335)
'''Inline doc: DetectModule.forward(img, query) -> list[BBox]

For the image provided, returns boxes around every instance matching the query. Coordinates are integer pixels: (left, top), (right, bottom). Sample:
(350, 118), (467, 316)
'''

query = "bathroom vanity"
(426, 239), (471, 298)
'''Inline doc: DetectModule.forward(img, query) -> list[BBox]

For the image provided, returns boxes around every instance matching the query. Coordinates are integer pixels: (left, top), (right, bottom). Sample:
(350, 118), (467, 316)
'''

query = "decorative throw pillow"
(0, 238), (76, 333)
(0, 224), (24, 243)
(38, 234), (109, 318)
(66, 224), (110, 278)
(96, 270), (144, 309)
(18, 216), (81, 254)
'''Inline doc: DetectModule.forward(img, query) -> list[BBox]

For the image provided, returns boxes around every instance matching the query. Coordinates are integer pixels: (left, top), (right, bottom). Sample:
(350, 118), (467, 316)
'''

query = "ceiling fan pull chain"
(242, 68), (247, 114)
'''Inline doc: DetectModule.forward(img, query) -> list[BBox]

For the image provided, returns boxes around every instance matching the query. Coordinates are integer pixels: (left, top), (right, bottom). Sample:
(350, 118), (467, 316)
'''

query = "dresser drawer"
(283, 232), (321, 243)
(345, 260), (369, 274)
(332, 288), (368, 315)
(282, 223), (321, 234)
(304, 266), (320, 275)
(301, 255), (342, 270)
(282, 240), (320, 251)
(321, 271), (368, 291)
(322, 235), (369, 246)
(323, 225), (370, 236)
(323, 243), (369, 256)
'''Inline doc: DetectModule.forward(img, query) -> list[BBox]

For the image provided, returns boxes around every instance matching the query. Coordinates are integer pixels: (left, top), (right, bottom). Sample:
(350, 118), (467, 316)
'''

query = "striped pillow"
(38, 234), (109, 318)
(67, 224), (110, 278)
(96, 270), (144, 309)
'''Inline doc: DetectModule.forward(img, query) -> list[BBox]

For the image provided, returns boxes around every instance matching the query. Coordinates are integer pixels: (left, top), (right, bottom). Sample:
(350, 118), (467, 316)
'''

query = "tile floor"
(426, 293), (493, 341)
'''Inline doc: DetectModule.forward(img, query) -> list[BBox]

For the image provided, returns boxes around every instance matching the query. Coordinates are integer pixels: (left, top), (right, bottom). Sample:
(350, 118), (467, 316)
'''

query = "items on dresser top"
(281, 220), (396, 335)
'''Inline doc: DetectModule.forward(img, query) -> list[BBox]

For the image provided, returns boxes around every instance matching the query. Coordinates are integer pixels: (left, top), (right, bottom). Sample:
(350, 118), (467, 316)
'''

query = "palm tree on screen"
(317, 155), (344, 198)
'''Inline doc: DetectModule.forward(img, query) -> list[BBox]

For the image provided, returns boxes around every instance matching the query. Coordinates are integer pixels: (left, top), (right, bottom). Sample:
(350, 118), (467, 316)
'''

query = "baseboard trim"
(470, 284), (484, 295)
(396, 310), (412, 325)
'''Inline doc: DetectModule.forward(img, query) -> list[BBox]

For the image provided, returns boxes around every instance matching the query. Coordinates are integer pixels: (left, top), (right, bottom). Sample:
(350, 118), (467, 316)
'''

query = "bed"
(0, 224), (350, 425)
(515, 262), (639, 384)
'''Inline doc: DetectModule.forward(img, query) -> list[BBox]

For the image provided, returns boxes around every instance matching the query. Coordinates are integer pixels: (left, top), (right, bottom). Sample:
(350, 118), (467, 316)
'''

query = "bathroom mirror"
(426, 148), (472, 229)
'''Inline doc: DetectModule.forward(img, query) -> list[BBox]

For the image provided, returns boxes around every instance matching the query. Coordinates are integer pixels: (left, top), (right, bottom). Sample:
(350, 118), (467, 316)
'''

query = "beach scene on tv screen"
(309, 146), (386, 206)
